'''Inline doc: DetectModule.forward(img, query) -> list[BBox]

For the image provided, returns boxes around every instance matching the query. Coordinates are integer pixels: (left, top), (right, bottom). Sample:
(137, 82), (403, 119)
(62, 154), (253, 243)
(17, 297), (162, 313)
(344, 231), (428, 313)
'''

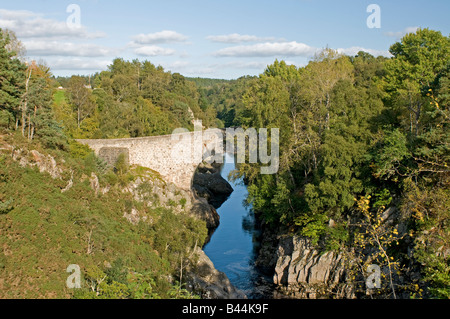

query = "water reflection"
(203, 153), (273, 299)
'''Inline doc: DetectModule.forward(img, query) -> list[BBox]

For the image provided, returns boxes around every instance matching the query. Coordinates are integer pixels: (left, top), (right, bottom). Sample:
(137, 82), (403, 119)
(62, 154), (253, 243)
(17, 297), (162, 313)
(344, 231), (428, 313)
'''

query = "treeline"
(195, 76), (257, 127)
(0, 32), (220, 145)
(53, 59), (219, 140)
(229, 29), (449, 298)
(0, 31), (67, 150)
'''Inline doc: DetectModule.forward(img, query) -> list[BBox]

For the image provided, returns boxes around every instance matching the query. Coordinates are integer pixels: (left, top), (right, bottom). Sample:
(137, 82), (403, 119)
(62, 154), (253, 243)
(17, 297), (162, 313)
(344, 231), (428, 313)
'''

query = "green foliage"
(0, 197), (13, 214)
(0, 28), (25, 121)
(370, 128), (410, 180)
(114, 153), (128, 175)
(231, 30), (449, 298)
(415, 251), (450, 299)
(195, 76), (256, 127)
(52, 59), (220, 139)
(0, 144), (207, 298)
(68, 139), (93, 159)
(246, 174), (292, 224)
(294, 213), (328, 245)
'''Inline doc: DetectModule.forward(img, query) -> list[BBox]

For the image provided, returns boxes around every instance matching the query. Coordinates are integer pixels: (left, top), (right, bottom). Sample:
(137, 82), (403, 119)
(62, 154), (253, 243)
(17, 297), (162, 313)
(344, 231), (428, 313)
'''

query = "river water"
(203, 153), (274, 299)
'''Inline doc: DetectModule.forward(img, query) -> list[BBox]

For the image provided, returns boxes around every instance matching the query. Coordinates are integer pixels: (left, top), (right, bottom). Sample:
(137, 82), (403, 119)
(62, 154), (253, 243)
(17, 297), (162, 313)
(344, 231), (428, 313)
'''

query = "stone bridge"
(77, 128), (225, 190)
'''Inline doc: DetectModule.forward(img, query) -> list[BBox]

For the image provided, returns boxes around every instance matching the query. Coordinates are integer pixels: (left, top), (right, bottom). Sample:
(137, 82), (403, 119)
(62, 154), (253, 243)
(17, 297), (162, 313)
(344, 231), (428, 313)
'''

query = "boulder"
(192, 162), (234, 210)
(193, 171), (233, 196)
(186, 247), (247, 299)
(189, 197), (220, 229)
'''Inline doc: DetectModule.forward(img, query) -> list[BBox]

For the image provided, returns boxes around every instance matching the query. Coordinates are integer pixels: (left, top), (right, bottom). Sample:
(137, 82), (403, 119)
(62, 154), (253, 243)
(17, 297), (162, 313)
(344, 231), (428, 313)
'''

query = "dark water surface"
(203, 153), (273, 299)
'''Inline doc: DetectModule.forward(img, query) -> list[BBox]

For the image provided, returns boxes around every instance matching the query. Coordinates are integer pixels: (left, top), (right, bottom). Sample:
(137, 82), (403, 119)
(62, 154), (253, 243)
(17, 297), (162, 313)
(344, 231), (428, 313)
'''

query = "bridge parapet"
(77, 129), (224, 190)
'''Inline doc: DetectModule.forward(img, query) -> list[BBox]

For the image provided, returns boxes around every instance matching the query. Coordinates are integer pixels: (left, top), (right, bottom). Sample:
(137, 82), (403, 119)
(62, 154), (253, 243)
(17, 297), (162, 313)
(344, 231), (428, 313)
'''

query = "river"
(203, 153), (274, 299)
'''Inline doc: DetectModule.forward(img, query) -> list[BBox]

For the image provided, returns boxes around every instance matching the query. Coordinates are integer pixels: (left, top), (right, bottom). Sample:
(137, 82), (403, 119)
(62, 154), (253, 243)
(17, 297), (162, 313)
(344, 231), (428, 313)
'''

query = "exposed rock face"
(274, 236), (343, 286)
(272, 235), (353, 299)
(119, 170), (220, 229)
(186, 247), (247, 299)
(193, 162), (233, 209)
(190, 197), (220, 229)
(250, 231), (358, 299)
(11, 148), (62, 179)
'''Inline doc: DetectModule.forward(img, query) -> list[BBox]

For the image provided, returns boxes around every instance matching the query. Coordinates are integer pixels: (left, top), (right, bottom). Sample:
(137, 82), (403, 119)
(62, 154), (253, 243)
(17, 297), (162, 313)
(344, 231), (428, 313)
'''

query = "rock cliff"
(272, 235), (353, 299)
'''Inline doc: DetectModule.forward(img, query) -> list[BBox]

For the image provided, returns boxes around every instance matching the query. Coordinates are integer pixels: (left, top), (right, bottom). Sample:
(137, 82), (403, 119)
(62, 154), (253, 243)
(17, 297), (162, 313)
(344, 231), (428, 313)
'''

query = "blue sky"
(1, 0), (449, 79)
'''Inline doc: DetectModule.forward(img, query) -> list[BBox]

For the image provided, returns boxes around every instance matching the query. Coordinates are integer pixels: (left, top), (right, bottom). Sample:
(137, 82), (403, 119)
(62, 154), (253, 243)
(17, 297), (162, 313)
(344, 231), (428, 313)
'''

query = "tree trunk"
(77, 106), (81, 129)
(325, 92), (330, 130)
(22, 67), (32, 137)
(27, 114), (31, 141)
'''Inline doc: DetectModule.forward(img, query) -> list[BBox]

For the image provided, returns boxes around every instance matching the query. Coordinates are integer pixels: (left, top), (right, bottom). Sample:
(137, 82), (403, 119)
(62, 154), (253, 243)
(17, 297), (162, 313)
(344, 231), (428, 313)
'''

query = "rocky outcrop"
(272, 235), (354, 299)
(186, 247), (247, 299)
(190, 197), (220, 229)
(11, 148), (62, 179)
(121, 170), (220, 229)
(193, 162), (233, 209)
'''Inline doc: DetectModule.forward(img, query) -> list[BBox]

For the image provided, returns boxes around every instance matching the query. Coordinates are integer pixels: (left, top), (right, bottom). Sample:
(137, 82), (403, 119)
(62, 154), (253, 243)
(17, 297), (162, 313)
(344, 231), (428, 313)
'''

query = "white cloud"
(132, 30), (188, 44)
(336, 46), (392, 58)
(0, 9), (106, 39)
(384, 26), (419, 39)
(134, 45), (176, 56)
(214, 41), (317, 57)
(166, 61), (190, 69)
(218, 61), (268, 69)
(214, 40), (392, 60)
(24, 40), (115, 57)
(0, 9), (36, 20)
(49, 58), (111, 71)
(207, 33), (283, 43)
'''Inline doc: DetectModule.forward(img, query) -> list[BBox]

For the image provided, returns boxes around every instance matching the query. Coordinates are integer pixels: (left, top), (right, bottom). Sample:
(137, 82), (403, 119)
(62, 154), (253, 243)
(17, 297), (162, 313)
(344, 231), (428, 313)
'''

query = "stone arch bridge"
(77, 129), (225, 191)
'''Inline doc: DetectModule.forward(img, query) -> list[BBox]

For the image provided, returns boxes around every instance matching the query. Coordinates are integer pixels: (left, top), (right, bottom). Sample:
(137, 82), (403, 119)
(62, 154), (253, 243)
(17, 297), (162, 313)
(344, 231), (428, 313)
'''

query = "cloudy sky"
(1, 0), (449, 79)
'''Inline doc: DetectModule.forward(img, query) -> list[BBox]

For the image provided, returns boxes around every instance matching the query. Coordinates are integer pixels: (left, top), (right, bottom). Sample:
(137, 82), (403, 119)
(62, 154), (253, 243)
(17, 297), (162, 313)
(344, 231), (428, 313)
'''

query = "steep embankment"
(0, 133), (240, 299)
(256, 205), (427, 299)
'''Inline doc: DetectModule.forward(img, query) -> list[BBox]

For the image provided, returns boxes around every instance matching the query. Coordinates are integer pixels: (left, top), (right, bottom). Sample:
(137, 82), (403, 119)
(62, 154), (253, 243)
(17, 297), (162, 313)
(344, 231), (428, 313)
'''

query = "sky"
(0, 0), (449, 79)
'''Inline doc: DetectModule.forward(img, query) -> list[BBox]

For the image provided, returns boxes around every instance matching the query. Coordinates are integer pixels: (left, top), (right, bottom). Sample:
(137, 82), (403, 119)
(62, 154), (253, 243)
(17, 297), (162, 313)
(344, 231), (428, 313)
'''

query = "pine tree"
(0, 28), (26, 129)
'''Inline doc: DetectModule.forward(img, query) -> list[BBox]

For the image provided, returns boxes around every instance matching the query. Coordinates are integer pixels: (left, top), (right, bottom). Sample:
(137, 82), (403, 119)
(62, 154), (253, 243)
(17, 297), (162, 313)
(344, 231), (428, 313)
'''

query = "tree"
(0, 28), (26, 129)
(67, 76), (96, 131)
(347, 195), (406, 299)
(0, 28), (26, 60)
(384, 28), (450, 135)
(300, 49), (354, 131)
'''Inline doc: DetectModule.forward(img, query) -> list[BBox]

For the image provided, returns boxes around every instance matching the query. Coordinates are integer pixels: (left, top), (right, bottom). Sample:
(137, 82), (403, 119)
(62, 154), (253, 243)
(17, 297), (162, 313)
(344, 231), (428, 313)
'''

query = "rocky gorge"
(5, 138), (426, 300)
(4, 136), (244, 299)
(117, 159), (246, 299)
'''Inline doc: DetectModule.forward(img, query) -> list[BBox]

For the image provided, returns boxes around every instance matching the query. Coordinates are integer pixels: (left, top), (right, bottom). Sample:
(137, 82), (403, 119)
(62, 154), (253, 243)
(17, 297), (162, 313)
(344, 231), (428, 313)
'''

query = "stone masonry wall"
(77, 130), (224, 190)
(98, 147), (130, 167)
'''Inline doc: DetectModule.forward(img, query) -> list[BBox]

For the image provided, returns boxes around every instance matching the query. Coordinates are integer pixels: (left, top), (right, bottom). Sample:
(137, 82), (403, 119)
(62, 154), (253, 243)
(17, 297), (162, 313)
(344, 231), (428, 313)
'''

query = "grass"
(0, 141), (208, 299)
